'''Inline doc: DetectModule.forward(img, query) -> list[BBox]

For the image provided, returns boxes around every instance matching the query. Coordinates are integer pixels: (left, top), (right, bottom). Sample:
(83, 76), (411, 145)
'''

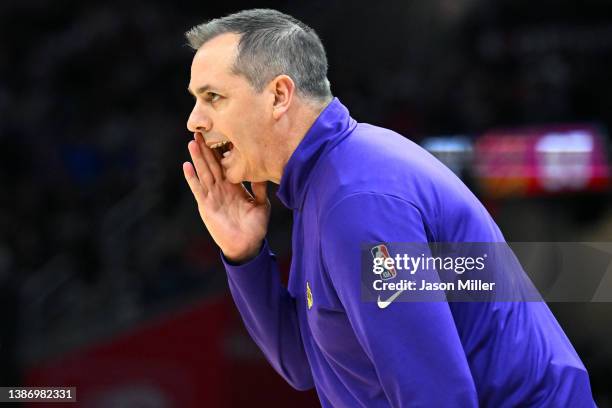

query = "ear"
(269, 75), (295, 120)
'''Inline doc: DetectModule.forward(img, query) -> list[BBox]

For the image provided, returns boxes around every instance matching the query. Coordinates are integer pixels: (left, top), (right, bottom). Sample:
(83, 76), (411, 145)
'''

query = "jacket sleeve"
(222, 240), (314, 391)
(319, 192), (479, 407)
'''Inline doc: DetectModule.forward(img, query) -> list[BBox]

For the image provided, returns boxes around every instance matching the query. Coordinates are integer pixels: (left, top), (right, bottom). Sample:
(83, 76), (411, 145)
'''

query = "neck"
(269, 98), (330, 184)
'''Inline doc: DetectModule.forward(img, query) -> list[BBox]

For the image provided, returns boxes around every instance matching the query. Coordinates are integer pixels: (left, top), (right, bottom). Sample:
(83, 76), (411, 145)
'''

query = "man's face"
(187, 33), (274, 183)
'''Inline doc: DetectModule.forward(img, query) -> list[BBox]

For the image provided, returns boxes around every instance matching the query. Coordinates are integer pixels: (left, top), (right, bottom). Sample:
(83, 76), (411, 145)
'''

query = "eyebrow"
(187, 84), (214, 96)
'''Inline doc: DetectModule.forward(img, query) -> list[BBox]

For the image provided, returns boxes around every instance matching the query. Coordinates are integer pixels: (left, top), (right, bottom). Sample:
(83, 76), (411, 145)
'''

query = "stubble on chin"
(224, 168), (245, 185)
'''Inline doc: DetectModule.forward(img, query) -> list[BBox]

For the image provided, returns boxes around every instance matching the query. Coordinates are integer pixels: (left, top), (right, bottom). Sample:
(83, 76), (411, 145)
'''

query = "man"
(182, 9), (595, 407)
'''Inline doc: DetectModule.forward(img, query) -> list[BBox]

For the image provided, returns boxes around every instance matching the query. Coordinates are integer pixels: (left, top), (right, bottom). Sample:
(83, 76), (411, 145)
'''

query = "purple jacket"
(222, 98), (595, 407)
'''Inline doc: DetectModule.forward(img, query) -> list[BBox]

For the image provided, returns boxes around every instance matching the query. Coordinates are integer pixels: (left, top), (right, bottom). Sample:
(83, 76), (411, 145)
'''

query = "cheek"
(237, 116), (266, 152)
(228, 96), (270, 161)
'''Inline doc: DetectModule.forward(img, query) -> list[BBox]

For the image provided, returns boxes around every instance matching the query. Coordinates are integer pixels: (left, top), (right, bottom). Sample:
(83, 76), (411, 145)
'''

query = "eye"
(205, 92), (221, 103)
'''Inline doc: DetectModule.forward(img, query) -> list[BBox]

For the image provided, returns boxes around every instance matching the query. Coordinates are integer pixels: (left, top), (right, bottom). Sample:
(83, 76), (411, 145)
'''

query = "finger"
(195, 133), (224, 182)
(183, 161), (208, 199)
(188, 140), (215, 190)
(251, 181), (268, 205)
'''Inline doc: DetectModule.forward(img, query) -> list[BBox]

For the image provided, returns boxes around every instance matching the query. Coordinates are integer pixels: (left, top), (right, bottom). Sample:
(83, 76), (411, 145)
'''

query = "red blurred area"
(24, 296), (319, 408)
(474, 124), (610, 198)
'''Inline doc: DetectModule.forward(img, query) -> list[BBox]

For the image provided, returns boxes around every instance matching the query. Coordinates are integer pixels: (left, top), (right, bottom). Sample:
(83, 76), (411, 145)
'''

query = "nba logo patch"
(371, 244), (397, 280)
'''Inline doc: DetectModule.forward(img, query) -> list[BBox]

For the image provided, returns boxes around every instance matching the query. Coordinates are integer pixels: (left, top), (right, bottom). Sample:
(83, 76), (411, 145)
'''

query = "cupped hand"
(183, 133), (270, 263)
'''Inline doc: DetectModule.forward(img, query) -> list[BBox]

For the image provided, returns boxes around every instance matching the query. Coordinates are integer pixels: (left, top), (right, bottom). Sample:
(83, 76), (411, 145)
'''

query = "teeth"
(210, 140), (230, 149)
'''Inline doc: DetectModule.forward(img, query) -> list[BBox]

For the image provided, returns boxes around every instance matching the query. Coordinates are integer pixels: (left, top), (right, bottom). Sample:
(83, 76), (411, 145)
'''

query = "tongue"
(223, 142), (233, 157)
(223, 144), (232, 158)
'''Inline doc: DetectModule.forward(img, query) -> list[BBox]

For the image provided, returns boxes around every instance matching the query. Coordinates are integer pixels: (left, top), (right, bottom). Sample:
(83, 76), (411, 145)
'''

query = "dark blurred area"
(1, 0), (611, 406)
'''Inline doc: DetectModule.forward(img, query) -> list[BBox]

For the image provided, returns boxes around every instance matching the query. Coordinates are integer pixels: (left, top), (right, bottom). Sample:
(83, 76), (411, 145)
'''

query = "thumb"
(251, 181), (268, 205)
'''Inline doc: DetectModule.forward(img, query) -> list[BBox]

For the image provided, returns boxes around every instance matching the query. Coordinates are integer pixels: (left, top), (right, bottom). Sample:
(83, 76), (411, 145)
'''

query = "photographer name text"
(373, 279), (495, 292)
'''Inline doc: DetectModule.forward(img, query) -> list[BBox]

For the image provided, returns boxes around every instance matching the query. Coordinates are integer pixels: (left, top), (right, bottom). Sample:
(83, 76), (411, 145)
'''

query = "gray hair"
(185, 9), (332, 103)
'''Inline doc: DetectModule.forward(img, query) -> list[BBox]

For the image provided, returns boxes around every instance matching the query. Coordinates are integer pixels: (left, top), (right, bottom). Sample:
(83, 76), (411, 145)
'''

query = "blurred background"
(1, 0), (611, 406)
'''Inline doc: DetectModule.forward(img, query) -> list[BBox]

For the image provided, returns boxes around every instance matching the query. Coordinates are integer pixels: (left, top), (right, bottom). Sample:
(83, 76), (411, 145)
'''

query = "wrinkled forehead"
(190, 33), (241, 85)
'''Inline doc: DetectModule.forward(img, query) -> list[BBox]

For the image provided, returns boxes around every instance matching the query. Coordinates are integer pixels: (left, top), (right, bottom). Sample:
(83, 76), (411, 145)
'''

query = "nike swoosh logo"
(377, 289), (405, 309)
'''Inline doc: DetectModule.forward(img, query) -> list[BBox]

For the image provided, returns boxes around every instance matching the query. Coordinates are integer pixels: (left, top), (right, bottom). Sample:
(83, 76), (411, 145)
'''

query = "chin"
(225, 174), (240, 184)
(224, 169), (245, 184)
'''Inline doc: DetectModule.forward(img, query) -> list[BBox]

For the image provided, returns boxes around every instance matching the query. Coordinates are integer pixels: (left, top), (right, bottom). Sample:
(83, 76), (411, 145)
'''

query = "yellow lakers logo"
(306, 281), (313, 310)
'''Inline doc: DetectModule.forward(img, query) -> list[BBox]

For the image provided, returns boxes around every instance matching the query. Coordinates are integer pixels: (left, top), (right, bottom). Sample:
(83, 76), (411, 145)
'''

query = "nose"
(187, 102), (212, 134)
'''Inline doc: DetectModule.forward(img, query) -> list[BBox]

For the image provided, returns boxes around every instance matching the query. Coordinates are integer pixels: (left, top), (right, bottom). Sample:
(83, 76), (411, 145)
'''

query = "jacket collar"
(276, 98), (357, 210)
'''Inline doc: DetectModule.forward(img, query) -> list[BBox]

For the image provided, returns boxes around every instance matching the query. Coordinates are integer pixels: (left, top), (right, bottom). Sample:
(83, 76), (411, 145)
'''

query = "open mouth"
(210, 140), (234, 157)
